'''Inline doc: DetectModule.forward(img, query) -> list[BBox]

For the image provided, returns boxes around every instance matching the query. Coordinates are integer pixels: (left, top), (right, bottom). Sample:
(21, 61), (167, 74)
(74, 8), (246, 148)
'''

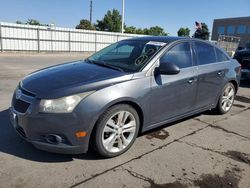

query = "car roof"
(123, 36), (227, 52)
(123, 36), (187, 43)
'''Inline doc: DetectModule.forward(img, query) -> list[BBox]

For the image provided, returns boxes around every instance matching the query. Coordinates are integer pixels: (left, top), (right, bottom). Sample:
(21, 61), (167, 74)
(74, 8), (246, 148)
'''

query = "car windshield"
(87, 40), (166, 72)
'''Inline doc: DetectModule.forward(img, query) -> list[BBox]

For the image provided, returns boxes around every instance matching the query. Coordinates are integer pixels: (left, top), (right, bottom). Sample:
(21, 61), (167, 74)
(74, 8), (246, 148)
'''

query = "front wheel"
(93, 104), (140, 158)
(214, 82), (235, 114)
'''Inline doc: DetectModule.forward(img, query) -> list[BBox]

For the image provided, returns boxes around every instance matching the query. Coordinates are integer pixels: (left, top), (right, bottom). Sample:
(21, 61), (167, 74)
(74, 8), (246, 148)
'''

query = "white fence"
(0, 22), (142, 53)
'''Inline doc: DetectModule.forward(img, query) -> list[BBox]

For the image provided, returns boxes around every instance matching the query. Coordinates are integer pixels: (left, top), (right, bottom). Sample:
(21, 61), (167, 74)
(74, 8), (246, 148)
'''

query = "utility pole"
(90, 0), (93, 24)
(121, 0), (125, 33)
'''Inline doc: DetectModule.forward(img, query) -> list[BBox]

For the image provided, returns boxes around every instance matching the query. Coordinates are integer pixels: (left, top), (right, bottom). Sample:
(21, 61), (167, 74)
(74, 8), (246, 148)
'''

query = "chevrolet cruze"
(10, 36), (241, 157)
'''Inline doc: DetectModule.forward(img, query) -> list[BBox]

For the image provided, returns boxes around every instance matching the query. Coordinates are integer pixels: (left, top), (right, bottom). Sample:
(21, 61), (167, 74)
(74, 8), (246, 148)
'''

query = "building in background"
(211, 17), (250, 48)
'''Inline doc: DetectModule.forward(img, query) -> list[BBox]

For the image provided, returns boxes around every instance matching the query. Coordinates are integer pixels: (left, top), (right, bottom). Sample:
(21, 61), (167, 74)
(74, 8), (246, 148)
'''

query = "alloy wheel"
(102, 111), (136, 153)
(221, 84), (235, 112)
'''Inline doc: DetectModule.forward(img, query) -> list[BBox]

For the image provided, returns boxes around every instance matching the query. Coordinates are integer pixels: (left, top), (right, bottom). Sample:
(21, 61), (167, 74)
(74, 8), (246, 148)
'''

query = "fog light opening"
(45, 134), (63, 145)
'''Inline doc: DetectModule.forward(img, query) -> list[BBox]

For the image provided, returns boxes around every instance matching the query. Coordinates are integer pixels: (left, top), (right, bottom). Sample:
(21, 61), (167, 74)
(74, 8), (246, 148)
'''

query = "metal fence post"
(0, 23), (3, 52)
(51, 29), (53, 53)
(69, 30), (71, 53)
(37, 28), (40, 53)
(95, 32), (97, 52)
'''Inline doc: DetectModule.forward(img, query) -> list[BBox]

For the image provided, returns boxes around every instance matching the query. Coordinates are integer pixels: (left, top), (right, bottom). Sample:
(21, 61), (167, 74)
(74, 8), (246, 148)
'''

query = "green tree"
(177, 27), (190, 37)
(95, 9), (122, 32)
(144, 26), (168, 36)
(135, 28), (145, 35)
(16, 21), (23, 24)
(201, 22), (209, 32)
(125, 26), (136, 34)
(201, 22), (210, 40)
(76, 19), (95, 30)
(26, 19), (41, 26)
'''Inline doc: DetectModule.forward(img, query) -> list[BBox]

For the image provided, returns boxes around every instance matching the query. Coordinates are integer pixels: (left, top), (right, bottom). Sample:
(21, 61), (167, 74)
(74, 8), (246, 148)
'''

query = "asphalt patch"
(146, 129), (169, 140)
(125, 169), (188, 188)
(150, 181), (188, 188)
(233, 104), (246, 108)
(235, 96), (250, 103)
(193, 168), (242, 188)
(226, 150), (250, 165)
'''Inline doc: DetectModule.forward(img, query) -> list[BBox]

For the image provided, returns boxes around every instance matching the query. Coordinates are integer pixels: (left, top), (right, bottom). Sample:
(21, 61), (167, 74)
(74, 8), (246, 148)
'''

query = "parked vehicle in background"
(9, 36), (241, 157)
(234, 49), (250, 80)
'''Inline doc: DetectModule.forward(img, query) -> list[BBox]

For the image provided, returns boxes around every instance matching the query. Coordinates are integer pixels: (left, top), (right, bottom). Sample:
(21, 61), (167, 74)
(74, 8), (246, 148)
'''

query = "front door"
(150, 42), (198, 125)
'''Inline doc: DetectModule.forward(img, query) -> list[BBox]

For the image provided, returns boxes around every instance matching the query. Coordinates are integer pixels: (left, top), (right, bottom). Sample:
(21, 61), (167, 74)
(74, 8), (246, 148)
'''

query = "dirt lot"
(0, 53), (250, 188)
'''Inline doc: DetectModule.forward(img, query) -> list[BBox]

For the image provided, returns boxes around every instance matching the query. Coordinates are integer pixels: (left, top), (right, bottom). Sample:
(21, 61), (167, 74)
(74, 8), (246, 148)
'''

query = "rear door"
(194, 41), (227, 109)
(150, 41), (198, 125)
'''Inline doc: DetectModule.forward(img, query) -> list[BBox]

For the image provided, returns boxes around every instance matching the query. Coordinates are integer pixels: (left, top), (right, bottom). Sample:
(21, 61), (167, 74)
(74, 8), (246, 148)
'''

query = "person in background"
(193, 21), (209, 40)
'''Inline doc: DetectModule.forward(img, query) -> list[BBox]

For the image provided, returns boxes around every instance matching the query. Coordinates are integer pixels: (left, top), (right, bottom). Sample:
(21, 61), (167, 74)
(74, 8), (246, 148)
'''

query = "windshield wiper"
(86, 59), (124, 72)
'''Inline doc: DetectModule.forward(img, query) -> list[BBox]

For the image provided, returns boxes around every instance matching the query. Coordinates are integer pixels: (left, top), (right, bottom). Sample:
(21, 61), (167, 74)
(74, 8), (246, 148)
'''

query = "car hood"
(21, 60), (132, 99)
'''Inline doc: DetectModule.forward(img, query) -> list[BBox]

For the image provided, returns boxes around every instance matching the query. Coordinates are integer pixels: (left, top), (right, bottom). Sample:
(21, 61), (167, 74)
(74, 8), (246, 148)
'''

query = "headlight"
(39, 91), (94, 113)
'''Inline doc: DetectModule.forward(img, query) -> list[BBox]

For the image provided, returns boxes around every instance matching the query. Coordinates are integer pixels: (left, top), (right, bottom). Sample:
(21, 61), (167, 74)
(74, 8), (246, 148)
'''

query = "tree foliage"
(125, 25), (168, 36)
(201, 22), (209, 33)
(177, 27), (190, 37)
(76, 9), (168, 35)
(144, 26), (168, 36)
(95, 9), (122, 32)
(26, 19), (41, 26)
(76, 19), (95, 30)
(16, 19), (49, 26)
(124, 26), (137, 34)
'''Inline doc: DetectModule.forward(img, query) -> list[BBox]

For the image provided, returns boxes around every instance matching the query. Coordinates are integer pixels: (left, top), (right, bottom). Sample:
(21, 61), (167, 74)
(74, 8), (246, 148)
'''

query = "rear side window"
(195, 42), (217, 65)
(215, 48), (229, 62)
(160, 42), (192, 69)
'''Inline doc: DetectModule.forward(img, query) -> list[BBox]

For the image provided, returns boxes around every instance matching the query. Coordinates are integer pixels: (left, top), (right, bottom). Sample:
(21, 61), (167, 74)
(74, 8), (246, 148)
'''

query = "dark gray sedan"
(9, 36), (241, 157)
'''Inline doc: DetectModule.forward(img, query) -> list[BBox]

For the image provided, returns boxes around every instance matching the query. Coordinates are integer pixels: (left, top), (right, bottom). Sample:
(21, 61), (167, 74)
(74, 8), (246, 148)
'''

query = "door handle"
(217, 71), (224, 76)
(188, 78), (196, 84)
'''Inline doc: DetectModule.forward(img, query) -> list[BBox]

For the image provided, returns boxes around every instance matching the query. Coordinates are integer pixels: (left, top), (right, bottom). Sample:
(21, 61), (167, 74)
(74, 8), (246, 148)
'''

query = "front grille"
(16, 126), (27, 138)
(13, 99), (30, 113)
(19, 86), (36, 97)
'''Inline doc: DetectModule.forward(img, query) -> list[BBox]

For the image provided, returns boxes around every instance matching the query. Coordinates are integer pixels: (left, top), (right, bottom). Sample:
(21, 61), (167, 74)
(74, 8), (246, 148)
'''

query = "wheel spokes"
(221, 85), (235, 112)
(117, 137), (123, 150)
(104, 125), (116, 133)
(123, 122), (136, 133)
(102, 110), (137, 153)
(103, 133), (117, 150)
(121, 134), (129, 147)
(228, 89), (234, 98)
(107, 119), (118, 129)
(222, 100), (228, 110)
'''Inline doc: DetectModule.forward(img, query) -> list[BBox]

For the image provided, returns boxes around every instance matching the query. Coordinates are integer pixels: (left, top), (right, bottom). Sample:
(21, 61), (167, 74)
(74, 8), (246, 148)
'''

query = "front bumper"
(9, 88), (92, 154)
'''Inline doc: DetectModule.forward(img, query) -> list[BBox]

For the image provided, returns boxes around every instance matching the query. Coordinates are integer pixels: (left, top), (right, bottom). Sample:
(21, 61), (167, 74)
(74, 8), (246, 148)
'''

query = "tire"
(214, 82), (235, 115)
(93, 104), (140, 158)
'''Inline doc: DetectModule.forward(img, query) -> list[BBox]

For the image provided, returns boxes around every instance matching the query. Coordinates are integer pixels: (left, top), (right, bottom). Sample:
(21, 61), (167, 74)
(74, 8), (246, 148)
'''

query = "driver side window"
(160, 42), (193, 69)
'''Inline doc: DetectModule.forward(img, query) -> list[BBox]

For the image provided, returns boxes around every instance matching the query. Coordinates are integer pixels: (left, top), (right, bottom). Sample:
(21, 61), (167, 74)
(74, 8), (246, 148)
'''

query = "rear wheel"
(214, 82), (235, 114)
(94, 104), (140, 158)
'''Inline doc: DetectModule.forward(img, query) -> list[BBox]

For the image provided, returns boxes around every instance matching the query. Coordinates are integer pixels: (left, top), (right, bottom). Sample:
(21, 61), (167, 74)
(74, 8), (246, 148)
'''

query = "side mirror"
(155, 61), (180, 75)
